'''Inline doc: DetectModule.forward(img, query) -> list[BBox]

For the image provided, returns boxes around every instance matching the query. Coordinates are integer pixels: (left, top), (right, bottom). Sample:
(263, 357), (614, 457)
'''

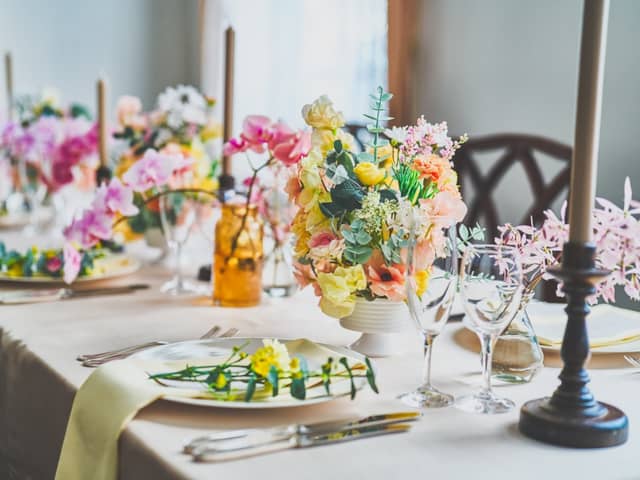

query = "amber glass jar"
(213, 202), (264, 307)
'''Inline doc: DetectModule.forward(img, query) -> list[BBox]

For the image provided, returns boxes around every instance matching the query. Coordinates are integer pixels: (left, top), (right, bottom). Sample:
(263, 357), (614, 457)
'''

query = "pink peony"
(122, 149), (183, 192)
(419, 190), (467, 225)
(93, 177), (139, 216)
(63, 243), (82, 284)
(272, 130), (311, 166)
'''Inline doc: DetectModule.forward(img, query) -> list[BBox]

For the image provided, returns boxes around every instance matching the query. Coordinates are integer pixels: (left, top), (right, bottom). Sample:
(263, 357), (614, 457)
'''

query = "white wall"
(416, 0), (640, 223)
(0, 0), (200, 116)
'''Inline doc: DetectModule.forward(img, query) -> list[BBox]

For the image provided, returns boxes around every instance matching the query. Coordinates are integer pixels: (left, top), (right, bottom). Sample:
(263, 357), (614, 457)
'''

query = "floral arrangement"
(495, 177), (640, 303)
(149, 339), (377, 402)
(110, 85), (221, 237)
(286, 88), (468, 318)
(0, 241), (117, 284)
(0, 92), (98, 194)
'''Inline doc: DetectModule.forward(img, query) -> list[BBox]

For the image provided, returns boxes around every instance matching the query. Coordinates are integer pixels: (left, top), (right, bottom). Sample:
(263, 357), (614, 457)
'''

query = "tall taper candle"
(5, 52), (13, 121)
(97, 78), (108, 167)
(222, 26), (235, 176)
(568, 0), (609, 242)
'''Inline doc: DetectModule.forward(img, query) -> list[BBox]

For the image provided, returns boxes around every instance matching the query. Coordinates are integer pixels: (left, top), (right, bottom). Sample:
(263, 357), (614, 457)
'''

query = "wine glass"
(457, 244), (523, 414)
(18, 155), (49, 237)
(399, 218), (458, 408)
(159, 189), (214, 295)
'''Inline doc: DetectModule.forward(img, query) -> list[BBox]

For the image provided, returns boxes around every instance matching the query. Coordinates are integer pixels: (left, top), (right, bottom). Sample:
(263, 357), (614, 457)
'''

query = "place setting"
(1, 1), (639, 479)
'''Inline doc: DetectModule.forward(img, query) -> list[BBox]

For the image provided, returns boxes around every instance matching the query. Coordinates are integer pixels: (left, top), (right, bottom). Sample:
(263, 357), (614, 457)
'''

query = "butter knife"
(193, 423), (412, 462)
(0, 284), (149, 304)
(184, 411), (420, 454)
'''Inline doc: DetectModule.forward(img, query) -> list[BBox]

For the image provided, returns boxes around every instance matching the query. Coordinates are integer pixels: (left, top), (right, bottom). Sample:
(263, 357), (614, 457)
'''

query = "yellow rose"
(415, 269), (431, 297)
(316, 265), (367, 318)
(302, 95), (345, 130)
(354, 162), (385, 186)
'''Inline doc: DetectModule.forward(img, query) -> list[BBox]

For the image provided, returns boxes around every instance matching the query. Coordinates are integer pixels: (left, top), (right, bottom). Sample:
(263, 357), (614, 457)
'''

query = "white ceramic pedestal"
(340, 298), (411, 357)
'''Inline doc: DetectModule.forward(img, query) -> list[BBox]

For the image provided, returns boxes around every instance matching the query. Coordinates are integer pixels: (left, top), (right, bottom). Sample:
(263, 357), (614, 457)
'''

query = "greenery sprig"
(148, 340), (378, 402)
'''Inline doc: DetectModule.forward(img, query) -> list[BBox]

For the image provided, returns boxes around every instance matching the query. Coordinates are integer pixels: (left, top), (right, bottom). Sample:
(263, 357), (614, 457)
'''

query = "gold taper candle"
(568, 0), (609, 242)
(97, 78), (107, 167)
(222, 26), (235, 176)
(5, 52), (13, 121)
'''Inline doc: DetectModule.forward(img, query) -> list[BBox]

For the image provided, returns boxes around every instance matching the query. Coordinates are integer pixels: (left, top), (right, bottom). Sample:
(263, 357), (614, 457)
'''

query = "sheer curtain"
(200, 0), (387, 175)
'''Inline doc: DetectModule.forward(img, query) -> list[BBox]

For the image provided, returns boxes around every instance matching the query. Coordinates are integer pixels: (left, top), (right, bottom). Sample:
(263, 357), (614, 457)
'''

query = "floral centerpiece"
(286, 87), (467, 319)
(110, 85), (221, 239)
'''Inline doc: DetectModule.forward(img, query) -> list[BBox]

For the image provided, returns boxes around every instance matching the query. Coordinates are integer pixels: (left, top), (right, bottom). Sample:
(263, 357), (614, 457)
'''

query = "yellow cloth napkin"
(55, 339), (360, 480)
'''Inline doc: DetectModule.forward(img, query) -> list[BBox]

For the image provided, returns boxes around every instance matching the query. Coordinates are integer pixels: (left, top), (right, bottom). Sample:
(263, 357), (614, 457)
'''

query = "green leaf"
(330, 180), (364, 210)
(380, 92), (393, 102)
(267, 365), (279, 397)
(333, 140), (343, 153)
(245, 372), (257, 402)
(339, 357), (356, 400)
(365, 357), (379, 394)
(290, 376), (306, 400)
(366, 126), (385, 134)
(319, 202), (344, 218)
(357, 152), (374, 163)
(322, 358), (333, 395)
(341, 227), (356, 243)
(355, 229), (371, 245)
(70, 103), (92, 120)
(362, 113), (377, 121)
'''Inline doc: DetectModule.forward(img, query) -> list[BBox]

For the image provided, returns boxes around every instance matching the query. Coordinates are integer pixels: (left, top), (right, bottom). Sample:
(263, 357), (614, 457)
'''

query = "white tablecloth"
(0, 252), (637, 479)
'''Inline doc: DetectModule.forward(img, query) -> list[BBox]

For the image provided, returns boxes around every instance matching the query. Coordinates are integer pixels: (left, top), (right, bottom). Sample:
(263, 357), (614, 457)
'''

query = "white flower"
(157, 85), (207, 129)
(384, 126), (408, 144)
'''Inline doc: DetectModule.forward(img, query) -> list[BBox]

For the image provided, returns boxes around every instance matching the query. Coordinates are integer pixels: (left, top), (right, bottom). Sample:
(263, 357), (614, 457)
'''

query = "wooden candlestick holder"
(519, 242), (628, 447)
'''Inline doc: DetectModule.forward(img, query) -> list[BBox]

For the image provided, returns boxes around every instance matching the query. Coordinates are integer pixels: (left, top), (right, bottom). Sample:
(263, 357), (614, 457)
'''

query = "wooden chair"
(344, 123), (369, 151)
(455, 133), (572, 240)
(455, 134), (572, 301)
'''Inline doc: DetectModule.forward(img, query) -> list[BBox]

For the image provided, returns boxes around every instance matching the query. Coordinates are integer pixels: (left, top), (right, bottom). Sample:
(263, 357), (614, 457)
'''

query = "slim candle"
(222, 26), (235, 176)
(5, 52), (13, 121)
(568, 0), (609, 242)
(97, 78), (108, 167)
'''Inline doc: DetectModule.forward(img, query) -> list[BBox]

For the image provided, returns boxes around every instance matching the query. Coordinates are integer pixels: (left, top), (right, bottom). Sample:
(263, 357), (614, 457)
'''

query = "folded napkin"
(530, 303), (640, 349)
(55, 339), (358, 480)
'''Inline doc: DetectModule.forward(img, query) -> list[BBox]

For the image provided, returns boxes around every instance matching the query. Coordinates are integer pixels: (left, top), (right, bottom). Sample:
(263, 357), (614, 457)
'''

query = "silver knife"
(184, 411), (421, 454)
(192, 423), (412, 462)
(0, 284), (149, 304)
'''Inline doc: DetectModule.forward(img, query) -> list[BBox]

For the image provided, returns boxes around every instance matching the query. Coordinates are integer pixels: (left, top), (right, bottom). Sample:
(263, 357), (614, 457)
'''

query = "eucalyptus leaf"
(339, 357), (357, 400)
(365, 357), (379, 394)
(245, 372), (257, 402)
(267, 365), (279, 397)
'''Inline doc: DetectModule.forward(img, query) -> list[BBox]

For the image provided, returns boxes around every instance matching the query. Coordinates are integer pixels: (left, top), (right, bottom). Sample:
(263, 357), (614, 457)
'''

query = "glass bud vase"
(491, 291), (544, 384)
(213, 202), (264, 307)
(262, 241), (296, 298)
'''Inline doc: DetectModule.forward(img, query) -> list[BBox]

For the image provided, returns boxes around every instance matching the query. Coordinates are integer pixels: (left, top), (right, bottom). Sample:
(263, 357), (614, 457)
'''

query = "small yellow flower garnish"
(250, 339), (291, 377)
(215, 374), (227, 389)
(415, 270), (431, 297)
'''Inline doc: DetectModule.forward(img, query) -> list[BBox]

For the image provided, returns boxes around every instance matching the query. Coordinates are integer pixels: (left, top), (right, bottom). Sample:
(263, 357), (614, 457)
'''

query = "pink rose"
(419, 190), (467, 225)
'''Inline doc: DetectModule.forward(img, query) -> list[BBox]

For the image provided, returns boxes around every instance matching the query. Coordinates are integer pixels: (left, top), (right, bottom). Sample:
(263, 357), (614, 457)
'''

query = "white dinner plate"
(0, 254), (141, 286)
(0, 206), (54, 229)
(132, 338), (368, 409)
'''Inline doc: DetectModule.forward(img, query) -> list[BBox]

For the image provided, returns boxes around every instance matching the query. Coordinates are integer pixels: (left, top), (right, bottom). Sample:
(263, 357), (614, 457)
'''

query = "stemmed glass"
(399, 218), (458, 408)
(18, 154), (49, 237)
(159, 187), (215, 295)
(457, 244), (523, 414)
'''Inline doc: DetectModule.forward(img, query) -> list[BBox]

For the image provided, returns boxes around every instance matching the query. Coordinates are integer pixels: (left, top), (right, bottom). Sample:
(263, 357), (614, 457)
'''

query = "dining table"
(0, 233), (637, 480)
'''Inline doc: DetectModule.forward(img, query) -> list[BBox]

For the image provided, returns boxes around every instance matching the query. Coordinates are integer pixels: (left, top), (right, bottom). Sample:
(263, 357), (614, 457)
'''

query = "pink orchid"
(268, 121), (295, 150)
(272, 130), (311, 166)
(93, 177), (139, 216)
(223, 137), (249, 156)
(122, 149), (183, 192)
(240, 115), (273, 152)
(63, 243), (82, 284)
(63, 209), (113, 249)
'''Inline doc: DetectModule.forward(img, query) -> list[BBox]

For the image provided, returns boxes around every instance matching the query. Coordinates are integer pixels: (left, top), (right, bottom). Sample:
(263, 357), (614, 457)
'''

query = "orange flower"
(413, 154), (456, 189)
(367, 262), (406, 302)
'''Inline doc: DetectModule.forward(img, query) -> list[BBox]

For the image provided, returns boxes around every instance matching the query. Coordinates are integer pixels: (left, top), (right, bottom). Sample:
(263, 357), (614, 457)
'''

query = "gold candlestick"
(5, 52), (13, 121)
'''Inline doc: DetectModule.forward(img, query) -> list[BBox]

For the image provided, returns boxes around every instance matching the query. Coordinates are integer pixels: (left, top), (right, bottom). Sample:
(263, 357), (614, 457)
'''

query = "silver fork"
(624, 354), (640, 368)
(79, 326), (239, 367)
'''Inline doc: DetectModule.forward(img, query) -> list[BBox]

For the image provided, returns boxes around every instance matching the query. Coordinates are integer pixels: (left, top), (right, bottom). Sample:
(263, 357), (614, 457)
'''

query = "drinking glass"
(18, 155), (49, 236)
(399, 219), (458, 408)
(457, 244), (523, 414)
(159, 190), (214, 295)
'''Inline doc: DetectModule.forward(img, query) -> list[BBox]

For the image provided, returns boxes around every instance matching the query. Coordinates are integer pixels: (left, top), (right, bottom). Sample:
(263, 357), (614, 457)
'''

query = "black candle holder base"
(520, 397), (628, 448)
(518, 242), (629, 448)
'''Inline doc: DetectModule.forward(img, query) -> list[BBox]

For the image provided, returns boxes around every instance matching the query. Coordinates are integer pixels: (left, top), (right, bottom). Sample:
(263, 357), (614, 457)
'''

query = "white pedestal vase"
(340, 298), (411, 357)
